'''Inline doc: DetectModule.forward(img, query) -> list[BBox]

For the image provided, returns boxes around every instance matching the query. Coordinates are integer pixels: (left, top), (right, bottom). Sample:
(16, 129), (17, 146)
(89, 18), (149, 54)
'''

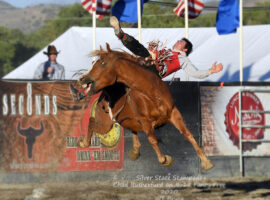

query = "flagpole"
(184, 0), (189, 81)
(239, 0), (243, 82)
(92, 0), (97, 51)
(184, 0), (189, 39)
(238, 0), (244, 176)
(137, 0), (142, 42)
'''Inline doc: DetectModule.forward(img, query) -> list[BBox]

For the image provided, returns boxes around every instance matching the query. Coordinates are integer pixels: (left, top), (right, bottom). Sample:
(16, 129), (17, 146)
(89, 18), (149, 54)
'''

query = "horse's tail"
(168, 106), (214, 170)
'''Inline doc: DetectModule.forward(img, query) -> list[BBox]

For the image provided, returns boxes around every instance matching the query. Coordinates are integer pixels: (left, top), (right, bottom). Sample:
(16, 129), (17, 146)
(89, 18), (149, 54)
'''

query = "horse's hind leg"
(129, 132), (141, 161)
(144, 126), (174, 168)
(77, 117), (95, 148)
(169, 107), (214, 170)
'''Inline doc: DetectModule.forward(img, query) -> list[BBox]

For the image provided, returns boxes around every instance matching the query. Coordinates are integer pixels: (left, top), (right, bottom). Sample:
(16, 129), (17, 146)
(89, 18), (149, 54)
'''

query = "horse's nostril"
(79, 77), (85, 82)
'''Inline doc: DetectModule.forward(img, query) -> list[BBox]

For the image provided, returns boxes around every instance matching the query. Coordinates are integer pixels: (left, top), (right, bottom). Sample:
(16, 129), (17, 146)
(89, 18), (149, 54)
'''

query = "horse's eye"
(101, 61), (106, 66)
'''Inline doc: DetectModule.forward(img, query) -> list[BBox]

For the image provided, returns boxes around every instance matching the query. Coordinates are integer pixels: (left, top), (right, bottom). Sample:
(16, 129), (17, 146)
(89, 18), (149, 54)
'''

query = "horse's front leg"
(77, 117), (95, 148)
(129, 131), (141, 161)
(146, 128), (174, 168)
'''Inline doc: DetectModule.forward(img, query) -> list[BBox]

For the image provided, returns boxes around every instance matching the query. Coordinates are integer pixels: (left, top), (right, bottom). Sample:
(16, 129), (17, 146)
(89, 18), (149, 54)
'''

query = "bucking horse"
(76, 43), (214, 170)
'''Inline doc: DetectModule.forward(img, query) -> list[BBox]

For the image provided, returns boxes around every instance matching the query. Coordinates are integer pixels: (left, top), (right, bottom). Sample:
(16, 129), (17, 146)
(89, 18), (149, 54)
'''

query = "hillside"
(0, 0), (14, 9)
(205, 0), (270, 7)
(0, 1), (64, 33)
(0, 0), (270, 34)
(202, 0), (270, 14)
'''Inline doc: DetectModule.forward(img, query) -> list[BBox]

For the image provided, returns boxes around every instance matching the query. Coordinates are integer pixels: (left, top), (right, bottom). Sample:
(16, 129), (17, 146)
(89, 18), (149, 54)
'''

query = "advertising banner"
(201, 86), (270, 156)
(0, 81), (124, 172)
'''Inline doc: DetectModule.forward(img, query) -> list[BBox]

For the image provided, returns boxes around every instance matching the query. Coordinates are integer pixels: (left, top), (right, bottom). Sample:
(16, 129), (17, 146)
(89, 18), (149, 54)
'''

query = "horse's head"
(78, 43), (118, 96)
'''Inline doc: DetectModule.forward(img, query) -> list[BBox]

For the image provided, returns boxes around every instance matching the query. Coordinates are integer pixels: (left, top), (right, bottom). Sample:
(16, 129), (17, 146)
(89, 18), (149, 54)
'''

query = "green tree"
(0, 27), (38, 77)
(2, 1), (270, 77)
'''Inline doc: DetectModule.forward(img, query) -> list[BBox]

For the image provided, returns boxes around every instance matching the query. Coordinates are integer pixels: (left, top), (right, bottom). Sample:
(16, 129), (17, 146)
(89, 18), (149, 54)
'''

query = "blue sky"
(2, 0), (214, 8)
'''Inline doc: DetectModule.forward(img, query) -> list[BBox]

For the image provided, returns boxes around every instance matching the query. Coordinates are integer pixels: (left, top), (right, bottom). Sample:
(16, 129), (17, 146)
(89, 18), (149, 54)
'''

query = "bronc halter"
(104, 85), (143, 127)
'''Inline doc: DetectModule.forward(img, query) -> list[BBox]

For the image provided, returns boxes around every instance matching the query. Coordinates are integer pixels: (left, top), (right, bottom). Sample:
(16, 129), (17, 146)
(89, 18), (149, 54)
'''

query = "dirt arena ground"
(0, 177), (270, 200)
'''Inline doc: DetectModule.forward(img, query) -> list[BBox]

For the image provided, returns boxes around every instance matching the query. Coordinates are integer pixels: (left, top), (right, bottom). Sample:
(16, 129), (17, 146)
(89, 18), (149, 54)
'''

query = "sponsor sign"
(58, 93), (124, 171)
(201, 86), (270, 156)
(224, 91), (265, 152)
(0, 81), (124, 172)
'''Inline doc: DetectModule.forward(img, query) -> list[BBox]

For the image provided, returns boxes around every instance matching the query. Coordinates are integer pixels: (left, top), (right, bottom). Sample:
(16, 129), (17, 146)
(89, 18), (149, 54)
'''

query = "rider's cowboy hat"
(43, 45), (60, 55)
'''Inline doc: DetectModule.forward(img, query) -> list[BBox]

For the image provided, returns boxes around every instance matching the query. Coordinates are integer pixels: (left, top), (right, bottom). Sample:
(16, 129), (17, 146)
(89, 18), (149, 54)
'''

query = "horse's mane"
(90, 46), (159, 82)
(91, 48), (142, 65)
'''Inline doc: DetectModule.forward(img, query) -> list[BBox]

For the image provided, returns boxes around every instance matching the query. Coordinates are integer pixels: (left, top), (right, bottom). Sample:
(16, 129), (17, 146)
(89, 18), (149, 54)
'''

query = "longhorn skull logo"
(17, 120), (44, 159)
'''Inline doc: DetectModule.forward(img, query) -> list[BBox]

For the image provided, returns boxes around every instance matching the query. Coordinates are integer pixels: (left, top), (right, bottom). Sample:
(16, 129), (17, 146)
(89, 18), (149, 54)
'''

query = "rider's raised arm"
(180, 56), (223, 79)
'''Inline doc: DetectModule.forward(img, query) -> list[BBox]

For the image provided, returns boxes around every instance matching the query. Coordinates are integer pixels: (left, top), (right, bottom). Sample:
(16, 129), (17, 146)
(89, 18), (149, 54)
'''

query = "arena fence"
(0, 80), (270, 183)
(239, 88), (270, 177)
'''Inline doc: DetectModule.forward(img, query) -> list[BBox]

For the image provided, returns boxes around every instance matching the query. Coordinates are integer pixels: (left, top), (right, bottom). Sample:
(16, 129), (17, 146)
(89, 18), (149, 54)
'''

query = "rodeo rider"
(70, 16), (223, 100)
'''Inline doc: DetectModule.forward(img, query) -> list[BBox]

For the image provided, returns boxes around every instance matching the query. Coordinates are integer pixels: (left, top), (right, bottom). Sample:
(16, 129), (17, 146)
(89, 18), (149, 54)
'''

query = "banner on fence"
(201, 86), (270, 156)
(0, 81), (124, 172)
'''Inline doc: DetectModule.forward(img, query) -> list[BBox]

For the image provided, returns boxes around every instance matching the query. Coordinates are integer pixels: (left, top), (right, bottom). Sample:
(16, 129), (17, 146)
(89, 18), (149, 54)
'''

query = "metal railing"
(239, 88), (270, 177)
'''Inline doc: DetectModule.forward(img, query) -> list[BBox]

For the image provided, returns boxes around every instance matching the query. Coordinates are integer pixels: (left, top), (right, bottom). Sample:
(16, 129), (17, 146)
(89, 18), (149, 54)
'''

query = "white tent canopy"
(3, 25), (270, 82)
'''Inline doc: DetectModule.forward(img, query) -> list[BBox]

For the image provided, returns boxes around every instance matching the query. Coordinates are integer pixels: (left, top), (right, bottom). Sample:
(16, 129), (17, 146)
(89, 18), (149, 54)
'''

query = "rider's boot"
(110, 16), (126, 40)
(109, 16), (148, 57)
(69, 84), (87, 101)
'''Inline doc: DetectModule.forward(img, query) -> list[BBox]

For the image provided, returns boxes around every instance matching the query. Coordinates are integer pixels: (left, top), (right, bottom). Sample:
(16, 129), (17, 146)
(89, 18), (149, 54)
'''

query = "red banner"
(0, 81), (124, 172)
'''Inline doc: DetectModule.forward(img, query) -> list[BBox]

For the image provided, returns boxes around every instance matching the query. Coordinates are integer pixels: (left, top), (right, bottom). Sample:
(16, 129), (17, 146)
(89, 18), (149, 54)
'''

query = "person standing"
(33, 45), (65, 80)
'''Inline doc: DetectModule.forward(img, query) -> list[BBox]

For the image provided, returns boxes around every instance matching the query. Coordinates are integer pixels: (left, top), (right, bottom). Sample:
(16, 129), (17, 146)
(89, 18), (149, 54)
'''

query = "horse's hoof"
(202, 159), (214, 170)
(77, 138), (89, 148)
(128, 148), (140, 161)
(162, 155), (174, 168)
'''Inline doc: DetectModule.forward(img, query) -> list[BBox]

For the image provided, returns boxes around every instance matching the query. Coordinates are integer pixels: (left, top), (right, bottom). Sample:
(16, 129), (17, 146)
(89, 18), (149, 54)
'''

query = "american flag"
(81, 0), (112, 20)
(174, 0), (204, 19)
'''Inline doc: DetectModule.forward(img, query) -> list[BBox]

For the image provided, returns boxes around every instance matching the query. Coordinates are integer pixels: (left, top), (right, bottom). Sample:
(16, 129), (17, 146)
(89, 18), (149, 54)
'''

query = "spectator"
(33, 45), (65, 80)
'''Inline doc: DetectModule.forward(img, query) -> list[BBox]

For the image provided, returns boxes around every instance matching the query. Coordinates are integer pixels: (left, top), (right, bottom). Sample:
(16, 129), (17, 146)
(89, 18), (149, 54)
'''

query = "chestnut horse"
(77, 43), (214, 170)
